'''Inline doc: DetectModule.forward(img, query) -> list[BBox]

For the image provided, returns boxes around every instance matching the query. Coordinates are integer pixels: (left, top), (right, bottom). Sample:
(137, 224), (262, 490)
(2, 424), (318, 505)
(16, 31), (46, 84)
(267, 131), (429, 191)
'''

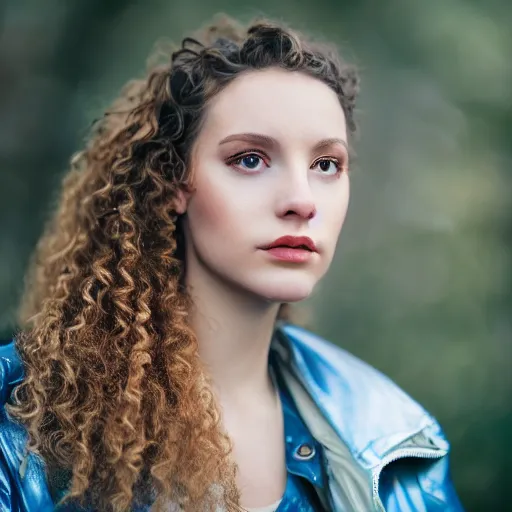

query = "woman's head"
(167, 19), (358, 306)
(181, 66), (351, 306)
(107, 15), (358, 311)
(11, 14), (359, 512)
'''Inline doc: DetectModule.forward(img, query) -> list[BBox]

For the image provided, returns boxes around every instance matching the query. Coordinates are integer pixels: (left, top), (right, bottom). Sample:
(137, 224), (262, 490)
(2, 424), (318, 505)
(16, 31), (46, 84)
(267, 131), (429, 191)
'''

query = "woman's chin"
(255, 281), (316, 304)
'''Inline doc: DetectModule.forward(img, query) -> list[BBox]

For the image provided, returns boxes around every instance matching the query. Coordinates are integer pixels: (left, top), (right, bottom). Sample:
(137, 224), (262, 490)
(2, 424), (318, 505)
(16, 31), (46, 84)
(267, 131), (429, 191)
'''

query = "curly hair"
(7, 13), (359, 512)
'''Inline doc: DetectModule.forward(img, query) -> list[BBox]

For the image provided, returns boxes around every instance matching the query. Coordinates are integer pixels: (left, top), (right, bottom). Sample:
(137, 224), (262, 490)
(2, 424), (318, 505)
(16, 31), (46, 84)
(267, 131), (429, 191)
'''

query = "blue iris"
(241, 155), (261, 169)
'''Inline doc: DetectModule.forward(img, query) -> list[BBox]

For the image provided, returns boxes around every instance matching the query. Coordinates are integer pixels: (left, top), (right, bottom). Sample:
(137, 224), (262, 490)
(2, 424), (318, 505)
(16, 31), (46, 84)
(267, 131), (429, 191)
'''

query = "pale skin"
(174, 67), (350, 508)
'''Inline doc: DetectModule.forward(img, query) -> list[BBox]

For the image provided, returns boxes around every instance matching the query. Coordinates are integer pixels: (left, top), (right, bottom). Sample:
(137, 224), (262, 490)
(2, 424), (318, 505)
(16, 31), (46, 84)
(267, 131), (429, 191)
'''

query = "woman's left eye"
(312, 158), (341, 176)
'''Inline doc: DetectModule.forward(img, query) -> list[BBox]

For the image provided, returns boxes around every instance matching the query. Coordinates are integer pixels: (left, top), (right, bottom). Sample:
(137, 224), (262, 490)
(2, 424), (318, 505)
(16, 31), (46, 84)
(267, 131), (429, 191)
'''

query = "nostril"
(306, 207), (317, 220)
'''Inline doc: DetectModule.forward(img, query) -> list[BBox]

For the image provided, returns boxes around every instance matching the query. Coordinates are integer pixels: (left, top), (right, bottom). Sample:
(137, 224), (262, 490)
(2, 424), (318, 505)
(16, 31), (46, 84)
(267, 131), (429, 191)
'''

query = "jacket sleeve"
(419, 456), (466, 512)
(0, 339), (54, 511)
(379, 454), (466, 512)
(0, 341), (19, 512)
(0, 340), (24, 405)
(0, 433), (16, 512)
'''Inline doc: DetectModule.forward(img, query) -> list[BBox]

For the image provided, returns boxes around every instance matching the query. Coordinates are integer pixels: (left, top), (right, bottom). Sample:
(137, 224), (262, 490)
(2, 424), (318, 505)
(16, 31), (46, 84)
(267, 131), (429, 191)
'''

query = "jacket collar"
(272, 322), (449, 469)
(270, 356), (325, 488)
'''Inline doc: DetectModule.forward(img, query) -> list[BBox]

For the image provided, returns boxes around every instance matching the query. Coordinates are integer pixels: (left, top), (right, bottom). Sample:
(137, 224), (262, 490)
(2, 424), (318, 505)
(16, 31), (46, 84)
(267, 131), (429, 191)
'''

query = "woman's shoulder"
(0, 339), (27, 508)
(274, 322), (428, 407)
(0, 339), (55, 511)
(0, 339), (24, 404)
(273, 323), (464, 511)
(273, 322), (449, 460)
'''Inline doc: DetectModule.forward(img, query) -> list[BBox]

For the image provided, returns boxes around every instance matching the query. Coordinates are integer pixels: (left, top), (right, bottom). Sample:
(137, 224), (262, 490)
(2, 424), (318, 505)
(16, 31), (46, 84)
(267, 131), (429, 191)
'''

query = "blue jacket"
(0, 323), (464, 511)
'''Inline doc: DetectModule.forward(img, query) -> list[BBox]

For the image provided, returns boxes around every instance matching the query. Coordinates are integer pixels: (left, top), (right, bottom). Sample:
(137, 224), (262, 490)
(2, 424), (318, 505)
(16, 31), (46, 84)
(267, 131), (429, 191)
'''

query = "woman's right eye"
(228, 152), (268, 173)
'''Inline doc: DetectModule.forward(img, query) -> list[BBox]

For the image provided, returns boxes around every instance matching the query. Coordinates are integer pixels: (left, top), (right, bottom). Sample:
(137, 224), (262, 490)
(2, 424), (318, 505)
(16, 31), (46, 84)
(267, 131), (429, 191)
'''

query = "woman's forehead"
(200, 68), (347, 146)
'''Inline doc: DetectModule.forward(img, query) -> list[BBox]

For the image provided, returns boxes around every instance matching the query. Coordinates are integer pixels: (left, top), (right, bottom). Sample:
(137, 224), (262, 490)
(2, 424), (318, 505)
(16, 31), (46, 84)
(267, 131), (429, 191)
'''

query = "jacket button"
(293, 443), (315, 461)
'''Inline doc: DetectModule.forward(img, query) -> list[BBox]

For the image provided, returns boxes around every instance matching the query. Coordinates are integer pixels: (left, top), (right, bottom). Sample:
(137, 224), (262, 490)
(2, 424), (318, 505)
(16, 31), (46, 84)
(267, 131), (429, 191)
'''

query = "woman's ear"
(173, 186), (191, 215)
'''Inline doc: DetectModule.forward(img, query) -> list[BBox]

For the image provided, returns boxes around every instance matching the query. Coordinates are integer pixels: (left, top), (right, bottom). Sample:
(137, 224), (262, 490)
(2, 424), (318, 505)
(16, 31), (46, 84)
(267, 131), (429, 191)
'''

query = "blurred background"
(0, 0), (510, 510)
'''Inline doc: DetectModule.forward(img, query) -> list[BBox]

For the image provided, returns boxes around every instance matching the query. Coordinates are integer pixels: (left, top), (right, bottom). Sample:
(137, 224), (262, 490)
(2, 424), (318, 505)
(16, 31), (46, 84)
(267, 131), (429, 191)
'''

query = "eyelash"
(226, 150), (347, 176)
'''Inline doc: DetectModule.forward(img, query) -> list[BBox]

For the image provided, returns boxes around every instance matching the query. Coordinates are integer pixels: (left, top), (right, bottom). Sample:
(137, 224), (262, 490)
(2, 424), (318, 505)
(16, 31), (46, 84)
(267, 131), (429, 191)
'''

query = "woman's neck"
(186, 264), (281, 406)
(185, 257), (288, 508)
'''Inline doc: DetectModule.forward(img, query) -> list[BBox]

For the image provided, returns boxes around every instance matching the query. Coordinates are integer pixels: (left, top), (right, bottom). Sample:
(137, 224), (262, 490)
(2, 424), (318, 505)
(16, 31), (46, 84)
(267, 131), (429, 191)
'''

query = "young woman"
(0, 14), (464, 512)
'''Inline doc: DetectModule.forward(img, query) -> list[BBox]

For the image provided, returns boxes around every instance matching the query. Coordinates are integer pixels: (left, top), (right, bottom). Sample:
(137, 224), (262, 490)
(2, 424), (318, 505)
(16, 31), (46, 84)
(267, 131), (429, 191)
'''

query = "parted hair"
(7, 13), (359, 512)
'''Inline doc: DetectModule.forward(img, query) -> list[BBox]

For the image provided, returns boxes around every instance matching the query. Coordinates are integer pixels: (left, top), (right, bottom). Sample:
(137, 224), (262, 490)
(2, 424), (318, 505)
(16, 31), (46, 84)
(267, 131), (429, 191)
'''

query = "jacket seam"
(355, 418), (442, 466)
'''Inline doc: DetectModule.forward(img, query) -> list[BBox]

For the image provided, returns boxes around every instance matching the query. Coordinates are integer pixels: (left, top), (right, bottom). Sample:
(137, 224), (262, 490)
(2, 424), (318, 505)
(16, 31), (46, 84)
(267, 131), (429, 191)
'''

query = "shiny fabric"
(275, 361), (325, 511)
(271, 323), (465, 511)
(0, 323), (465, 511)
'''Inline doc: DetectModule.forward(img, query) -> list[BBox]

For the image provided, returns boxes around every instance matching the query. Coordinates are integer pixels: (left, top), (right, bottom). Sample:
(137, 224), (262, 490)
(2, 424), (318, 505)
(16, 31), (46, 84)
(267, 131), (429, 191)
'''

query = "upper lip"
(260, 235), (318, 252)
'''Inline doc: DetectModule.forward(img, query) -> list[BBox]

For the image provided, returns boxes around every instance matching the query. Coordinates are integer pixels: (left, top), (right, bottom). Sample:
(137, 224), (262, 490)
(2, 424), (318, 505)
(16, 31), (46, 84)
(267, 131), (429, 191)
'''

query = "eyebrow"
(218, 132), (348, 152)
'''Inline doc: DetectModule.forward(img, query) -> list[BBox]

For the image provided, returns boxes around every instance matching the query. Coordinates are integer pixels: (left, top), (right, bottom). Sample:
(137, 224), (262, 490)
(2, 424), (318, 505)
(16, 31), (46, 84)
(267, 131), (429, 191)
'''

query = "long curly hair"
(7, 13), (359, 512)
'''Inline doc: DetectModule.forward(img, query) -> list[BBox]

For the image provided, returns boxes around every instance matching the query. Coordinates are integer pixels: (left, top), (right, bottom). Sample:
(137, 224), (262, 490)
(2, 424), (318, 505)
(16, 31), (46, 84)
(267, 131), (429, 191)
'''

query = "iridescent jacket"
(0, 322), (465, 511)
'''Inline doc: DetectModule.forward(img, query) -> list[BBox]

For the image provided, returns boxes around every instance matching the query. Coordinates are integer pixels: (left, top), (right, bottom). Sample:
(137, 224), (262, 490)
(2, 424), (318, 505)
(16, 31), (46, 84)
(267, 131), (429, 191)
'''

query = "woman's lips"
(262, 246), (314, 263)
(259, 235), (318, 263)
(262, 235), (317, 252)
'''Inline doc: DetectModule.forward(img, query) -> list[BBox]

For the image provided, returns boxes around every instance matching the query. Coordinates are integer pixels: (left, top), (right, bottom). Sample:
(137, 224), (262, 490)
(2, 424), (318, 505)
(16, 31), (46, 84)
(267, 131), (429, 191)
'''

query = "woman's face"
(178, 67), (350, 303)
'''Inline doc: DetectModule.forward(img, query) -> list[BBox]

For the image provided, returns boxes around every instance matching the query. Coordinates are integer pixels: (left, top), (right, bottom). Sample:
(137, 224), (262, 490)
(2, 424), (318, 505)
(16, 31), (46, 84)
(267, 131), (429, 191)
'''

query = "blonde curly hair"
(7, 13), (359, 512)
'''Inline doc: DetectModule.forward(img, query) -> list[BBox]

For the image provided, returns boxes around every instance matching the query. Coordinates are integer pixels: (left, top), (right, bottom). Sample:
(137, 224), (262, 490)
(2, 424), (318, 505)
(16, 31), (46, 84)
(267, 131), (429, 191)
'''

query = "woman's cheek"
(189, 171), (232, 229)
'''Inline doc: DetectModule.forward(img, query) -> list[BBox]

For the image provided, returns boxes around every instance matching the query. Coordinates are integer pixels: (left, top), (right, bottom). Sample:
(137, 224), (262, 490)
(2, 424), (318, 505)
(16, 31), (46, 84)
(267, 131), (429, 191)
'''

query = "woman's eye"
(231, 153), (267, 172)
(313, 158), (341, 176)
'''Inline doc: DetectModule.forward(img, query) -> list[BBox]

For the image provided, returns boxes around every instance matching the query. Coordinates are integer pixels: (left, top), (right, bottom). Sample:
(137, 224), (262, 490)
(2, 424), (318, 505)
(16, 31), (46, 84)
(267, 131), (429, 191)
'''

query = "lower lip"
(263, 247), (314, 263)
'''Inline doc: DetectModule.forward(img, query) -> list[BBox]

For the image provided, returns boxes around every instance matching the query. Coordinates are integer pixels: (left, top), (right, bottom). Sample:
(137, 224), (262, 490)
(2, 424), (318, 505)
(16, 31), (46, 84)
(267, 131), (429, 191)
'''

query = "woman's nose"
(275, 175), (317, 221)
